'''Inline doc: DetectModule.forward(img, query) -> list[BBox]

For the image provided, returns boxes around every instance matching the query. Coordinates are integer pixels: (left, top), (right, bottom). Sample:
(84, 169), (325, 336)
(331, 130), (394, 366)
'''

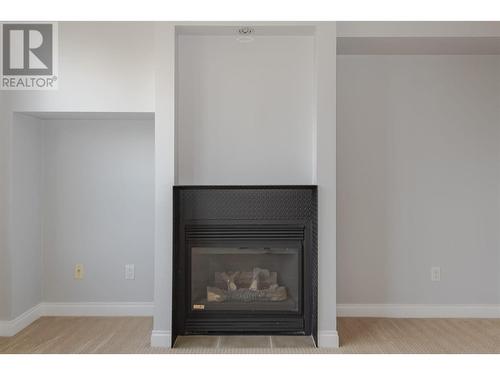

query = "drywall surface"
(152, 23), (176, 347)
(337, 21), (500, 37)
(0, 22), (157, 319)
(0, 96), (12, 319)
(10, 114), (43, 318)
(337, 55), (500, 304)
(42, 119), (155, 302)
(177, 35), (315, 185)
(315, 24), (338, 347)
(5, 22), (155, 113)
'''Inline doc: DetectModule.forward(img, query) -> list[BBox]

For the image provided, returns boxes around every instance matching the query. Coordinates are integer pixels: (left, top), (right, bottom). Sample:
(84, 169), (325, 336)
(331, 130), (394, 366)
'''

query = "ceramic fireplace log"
(206, 285), (287, 303)
(249, 267), (271, 291)
(220, 271), (240, 291)
(214, 270), (278, 290)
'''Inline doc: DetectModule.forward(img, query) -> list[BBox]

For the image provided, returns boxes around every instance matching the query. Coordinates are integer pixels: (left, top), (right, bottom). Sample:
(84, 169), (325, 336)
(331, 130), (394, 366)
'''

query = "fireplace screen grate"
(190, 245), (301, 312)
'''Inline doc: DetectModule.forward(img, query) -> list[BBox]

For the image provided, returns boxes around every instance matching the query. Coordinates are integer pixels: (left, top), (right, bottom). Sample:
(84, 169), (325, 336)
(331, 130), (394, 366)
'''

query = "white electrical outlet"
(125, 264), (135, 280)
(74, 264), (84, 280)
(431, 266), (441, 282)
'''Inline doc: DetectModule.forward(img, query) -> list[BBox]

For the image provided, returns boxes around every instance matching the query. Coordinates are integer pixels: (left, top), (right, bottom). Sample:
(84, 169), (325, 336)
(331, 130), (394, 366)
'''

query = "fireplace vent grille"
(185, 224), (305, 241)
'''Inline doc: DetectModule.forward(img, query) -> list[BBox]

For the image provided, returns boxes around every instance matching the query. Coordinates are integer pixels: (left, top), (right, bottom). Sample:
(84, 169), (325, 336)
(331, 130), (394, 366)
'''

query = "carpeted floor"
(1, 316), (499, 354)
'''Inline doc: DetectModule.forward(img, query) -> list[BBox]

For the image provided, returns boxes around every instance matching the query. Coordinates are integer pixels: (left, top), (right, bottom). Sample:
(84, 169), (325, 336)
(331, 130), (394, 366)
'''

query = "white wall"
(0, 22), (157, 321)
(314, 24), (338, 347)
(42, 118), (155, 303)
(337, 21), (500, 37)
(0, 95), (12, 319)
(5, 22), (155, 113)
(8, 115), (155, 311)
(151, 23), (176, 347)
(337, 55), (500, 305)
(177, 35), (315, 185)
(10, 114), (43, 318)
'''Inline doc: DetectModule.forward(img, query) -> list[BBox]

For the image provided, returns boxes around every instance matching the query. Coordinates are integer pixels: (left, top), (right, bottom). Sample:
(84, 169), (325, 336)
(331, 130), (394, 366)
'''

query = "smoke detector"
(238, 27), (254, 35)
(237, 27), (255, 42)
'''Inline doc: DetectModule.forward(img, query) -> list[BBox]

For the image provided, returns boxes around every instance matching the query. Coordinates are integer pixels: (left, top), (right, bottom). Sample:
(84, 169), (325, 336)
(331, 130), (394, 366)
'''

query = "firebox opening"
(190, 242), (302, 312)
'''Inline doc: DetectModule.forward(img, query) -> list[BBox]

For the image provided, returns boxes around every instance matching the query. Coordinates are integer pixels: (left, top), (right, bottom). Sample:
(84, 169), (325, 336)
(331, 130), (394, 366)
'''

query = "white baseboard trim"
(41, 302), (154, 317)
(150, 330), (171, 348)
(0, 304), (42, 337)
(0, 302), (154, 337)
(337, 304), (500, 318)
(318, 330), (339, 348)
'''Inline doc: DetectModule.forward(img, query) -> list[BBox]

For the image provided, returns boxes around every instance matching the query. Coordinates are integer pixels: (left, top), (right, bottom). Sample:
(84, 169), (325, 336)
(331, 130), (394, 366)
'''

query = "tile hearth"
(173, 335), (316, 349)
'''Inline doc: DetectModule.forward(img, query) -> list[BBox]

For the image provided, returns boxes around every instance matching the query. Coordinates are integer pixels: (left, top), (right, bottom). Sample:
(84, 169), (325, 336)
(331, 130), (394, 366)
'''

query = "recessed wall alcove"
(9, 112), (155, 318)
(176, 25), (316, 185)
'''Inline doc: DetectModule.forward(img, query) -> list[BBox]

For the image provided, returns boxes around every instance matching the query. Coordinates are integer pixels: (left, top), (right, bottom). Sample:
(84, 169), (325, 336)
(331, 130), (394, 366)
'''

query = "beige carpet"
(1, 316), (499, 354)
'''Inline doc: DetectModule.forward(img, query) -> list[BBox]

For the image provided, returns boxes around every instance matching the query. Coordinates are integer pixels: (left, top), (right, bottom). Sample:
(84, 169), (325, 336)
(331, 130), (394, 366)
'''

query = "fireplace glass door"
(190, 241), (301, 313)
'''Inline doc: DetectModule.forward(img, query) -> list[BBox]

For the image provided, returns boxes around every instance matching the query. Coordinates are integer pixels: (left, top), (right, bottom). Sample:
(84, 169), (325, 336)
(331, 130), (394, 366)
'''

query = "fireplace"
(172, 186), (318, 346)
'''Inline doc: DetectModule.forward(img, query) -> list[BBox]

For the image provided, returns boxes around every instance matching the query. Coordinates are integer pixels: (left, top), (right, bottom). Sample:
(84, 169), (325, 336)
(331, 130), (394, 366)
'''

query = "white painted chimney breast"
(177, 35), (315, 185)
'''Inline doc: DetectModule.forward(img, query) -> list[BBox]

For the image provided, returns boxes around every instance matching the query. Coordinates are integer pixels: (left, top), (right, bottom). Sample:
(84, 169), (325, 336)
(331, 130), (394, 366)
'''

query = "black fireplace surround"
(172, 186), (318, 346)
